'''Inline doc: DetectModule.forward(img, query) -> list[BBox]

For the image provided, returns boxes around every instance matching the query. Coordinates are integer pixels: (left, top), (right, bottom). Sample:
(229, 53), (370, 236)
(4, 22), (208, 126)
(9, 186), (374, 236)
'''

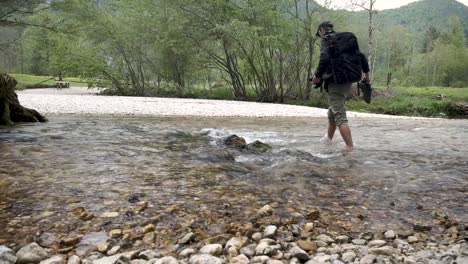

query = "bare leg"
(338, 124), (353, 150)
(327, 124), (337, 140)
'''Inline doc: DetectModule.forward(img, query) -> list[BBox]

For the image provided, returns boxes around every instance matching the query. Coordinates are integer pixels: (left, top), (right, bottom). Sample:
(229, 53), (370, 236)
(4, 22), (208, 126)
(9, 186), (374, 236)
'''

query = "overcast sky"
(315, 0), (468, 11)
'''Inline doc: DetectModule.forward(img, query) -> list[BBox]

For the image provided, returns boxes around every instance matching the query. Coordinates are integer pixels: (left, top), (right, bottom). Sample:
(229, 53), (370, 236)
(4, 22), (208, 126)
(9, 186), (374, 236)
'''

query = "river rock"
(384, 230), (396, 239)
(368, 240), (387, 247)
(265, 260), (283, 264)
(67, 256), (80, 264)
(92, 255), (129, 264)
(16, 242), (48, 264)
(252, 233), (263, 242)
(368, 246), (395, 256)
(107, 246), (121, 256)
(179, 233), (195, 245)
(189, 254), (224, 264)
(179, 249), (195, 258)
(153, 257), (178, 264)
(297, 240), (317, 252)
(239, 246), (255, 258)
(224, 135), (246, 148)
(335, 236), (349, 244)
(257, 205), (273, 216)
(352, 239), (367, 246)
(139, 250), (160, 260)
(39, 255), (66, 264)
(229, 255), (249, 264)
(289, 246), (309, 261)
(200, 244), (223, 256)
(250, 256), (270, 263)
(225, 237), (247, 250)
(0, 246), (17, 264)
(408, 236), (419, 244)
(100, 212), (119, 218)
(315, 235), (334, 244)
(130, 260), (147, 264)
(246, 141), (272, 152)
(304, 223), (314, 232)
(359, 254), (376, 264)
(109, 230), (123, 239)
(341, 251), (356, 262)
(263, 226), (277, 238)
(38, 233), (59, 248)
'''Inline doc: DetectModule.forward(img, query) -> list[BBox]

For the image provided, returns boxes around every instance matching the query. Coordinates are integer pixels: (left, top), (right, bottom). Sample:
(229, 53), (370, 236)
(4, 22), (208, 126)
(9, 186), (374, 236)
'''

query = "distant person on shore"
(312, 21), (370, 151)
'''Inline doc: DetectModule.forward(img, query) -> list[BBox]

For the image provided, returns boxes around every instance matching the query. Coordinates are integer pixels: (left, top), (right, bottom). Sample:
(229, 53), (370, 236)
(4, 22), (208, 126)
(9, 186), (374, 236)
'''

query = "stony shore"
(0, 205), (466, 264)
(17, 87), (423, 119)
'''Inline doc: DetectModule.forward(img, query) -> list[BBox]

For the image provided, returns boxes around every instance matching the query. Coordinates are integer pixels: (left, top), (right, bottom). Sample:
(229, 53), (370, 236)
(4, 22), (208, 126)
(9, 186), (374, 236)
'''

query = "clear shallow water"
(0, 115), (467, 246)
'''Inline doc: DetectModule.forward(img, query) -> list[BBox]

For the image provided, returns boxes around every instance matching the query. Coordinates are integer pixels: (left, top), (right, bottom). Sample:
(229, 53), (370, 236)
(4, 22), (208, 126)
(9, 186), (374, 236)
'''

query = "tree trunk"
(0, 73), (47, 126)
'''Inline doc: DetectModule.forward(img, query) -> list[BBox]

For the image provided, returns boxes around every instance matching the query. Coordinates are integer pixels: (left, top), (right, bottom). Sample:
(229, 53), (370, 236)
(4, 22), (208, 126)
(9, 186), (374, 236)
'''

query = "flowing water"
(0, 115), (467, 248)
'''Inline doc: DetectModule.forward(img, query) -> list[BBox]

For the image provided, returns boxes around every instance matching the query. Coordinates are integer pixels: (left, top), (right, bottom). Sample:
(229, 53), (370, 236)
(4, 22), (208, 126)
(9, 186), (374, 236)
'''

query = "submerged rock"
(223, 135), (246, 149)
(16, 243), (48, 264)
(246, 141), (272, 152)
(0, 246), (17, 264)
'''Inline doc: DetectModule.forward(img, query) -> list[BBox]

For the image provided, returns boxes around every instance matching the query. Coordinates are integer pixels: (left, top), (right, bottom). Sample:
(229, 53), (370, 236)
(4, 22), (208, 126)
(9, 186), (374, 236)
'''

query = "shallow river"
(0, 115), (467, 247)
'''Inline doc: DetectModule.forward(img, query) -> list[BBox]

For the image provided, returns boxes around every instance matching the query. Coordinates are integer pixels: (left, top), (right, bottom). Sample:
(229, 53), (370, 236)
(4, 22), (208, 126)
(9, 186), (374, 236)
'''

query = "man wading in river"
(312, 21), (370, 152)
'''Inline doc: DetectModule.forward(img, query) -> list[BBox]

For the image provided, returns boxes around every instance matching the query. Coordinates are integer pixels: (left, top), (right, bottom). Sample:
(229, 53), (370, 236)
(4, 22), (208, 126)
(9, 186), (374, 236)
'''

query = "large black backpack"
(325, 32), (363, 84)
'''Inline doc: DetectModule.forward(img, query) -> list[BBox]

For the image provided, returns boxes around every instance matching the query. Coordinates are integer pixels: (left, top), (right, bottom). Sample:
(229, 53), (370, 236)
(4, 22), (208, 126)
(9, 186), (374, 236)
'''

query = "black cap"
(316, 21), (333, 37)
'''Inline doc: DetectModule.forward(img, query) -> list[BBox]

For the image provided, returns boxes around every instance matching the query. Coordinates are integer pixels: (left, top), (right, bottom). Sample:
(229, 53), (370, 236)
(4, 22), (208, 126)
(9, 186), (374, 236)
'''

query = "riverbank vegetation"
(1, 0), (467, 117)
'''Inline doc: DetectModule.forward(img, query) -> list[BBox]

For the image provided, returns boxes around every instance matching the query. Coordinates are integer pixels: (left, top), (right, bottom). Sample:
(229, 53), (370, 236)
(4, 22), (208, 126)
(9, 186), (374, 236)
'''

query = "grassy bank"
(346, 87), (468, 118)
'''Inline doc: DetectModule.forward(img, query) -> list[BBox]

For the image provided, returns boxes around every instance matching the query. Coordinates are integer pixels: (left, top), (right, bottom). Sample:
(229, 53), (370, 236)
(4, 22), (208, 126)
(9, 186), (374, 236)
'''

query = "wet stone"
(263, 226), (277, 238)
(257, 205), (273, 216)
(38, 233), (58, 248)
(178, 233), (195, 245)
(39, 255), (66, 264)
(109, 230), (123, 239)
(179, 249), (195, 258)
(0, 245), (17, 264)
(153, 257), (178, 264)
(315, 235), (334, 244)
(67, 255), (81, 264)
(199, 244), (223, 256)
(107, 246), (121, 256)
(297, 240), (317, 252)
(188, 254), (224, 264)
(230, 254), (249, 264)
(16, 242), (48, 264)
(289, 246), (309, 261)
(384, 230), (396, 239)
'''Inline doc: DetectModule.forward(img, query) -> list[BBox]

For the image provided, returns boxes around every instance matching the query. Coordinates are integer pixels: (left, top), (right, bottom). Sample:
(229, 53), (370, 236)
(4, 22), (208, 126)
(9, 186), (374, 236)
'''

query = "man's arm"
(360, 52), (370, 82)
(315, 38), (330, 79)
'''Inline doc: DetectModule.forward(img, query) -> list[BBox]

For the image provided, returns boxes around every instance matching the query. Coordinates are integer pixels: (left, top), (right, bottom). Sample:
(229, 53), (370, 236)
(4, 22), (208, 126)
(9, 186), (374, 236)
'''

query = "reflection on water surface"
(0, 115), (467, 246)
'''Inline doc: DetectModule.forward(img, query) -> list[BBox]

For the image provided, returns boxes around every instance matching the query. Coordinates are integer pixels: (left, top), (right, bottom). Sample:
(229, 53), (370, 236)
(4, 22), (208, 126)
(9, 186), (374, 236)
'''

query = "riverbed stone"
(304, 223), (314, 232)
(91, 254), (129, 264)
(315, 235), (335, 244)
(188, 254), (224, 264)
(341, 251), (356, 262)
(264, 226), (277, 238)
(139, 250), (160, 260)
(229, 255), (249, 264)
(265, 260), (283, 264)
(199, 244), (223, 256)
(252, 233), (263, 242)
(289, 246), (309, 261)
(360, 254), (376, 264)
(39, 255), (66, 264)
(225, 237), (247, 250)
(0, 246), (17, 264)
(179, 249), (195, 258)
(297, 240), (317, 252)
(251, 256), (270, 263)
(257, 205), (273, 216)
(67, 256), (81, 264)
(407, 236), (419, 244)
(107, 246), (121, 256)
(130, 260), (147, 264)
(16, 242), (48, 264)
(335, 236), (349, 244)
(153, 257), (178, 264)
(368, 240), (387, 247)
(109, 230), (123, 238)
(179, 233), (195, 245)
(368, 246), (395, 256)
(239, 246), (255, 258)
(352, 239), (367, 246)
(384, 230), (396, 239)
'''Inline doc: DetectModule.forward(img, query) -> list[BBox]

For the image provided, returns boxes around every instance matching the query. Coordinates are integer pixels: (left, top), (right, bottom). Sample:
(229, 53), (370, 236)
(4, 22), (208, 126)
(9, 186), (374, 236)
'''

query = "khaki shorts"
(327, 82), (352, 126)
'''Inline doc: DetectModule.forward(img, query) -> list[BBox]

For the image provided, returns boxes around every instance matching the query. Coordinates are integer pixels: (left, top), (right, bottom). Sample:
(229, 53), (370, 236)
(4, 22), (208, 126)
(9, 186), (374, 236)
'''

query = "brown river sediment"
(0, 115), (467, 250)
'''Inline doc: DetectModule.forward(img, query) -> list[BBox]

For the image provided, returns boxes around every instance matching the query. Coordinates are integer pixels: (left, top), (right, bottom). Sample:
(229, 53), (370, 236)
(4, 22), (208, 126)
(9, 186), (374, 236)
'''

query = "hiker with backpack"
(311, 21), (370, 152)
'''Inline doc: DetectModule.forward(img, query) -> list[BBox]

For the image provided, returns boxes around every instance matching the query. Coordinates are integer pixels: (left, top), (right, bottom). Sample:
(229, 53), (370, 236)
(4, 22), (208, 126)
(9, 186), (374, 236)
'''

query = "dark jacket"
(315, 31), (369, 81)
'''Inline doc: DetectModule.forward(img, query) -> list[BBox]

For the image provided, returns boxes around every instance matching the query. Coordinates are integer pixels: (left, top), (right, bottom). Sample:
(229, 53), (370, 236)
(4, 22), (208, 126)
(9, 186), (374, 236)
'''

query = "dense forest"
(0, 0), (467, 102)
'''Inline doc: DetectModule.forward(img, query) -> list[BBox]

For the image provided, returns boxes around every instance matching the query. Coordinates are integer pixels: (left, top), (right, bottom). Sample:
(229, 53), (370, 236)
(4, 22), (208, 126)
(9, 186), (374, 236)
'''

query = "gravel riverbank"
(17, 87), (420, 119)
